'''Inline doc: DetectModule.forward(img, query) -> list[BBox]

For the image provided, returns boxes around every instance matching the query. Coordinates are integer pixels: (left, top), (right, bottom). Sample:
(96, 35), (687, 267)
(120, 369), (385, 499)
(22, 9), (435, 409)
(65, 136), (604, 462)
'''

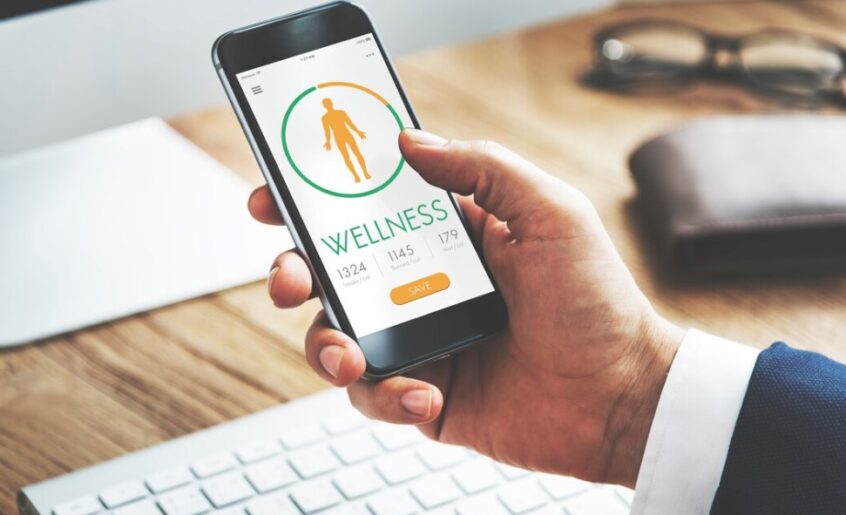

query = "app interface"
(237, 34), (494, 337)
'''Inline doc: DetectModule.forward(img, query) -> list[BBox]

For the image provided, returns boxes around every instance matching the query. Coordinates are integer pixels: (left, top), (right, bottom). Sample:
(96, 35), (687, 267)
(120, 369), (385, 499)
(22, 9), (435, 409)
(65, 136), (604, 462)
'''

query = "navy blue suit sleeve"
(711, 342), (846, 515)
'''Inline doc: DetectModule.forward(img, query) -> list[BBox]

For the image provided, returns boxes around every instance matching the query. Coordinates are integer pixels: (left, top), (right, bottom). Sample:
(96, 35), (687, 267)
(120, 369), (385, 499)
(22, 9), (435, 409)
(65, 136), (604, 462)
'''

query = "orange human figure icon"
(321, 97), (371, 183)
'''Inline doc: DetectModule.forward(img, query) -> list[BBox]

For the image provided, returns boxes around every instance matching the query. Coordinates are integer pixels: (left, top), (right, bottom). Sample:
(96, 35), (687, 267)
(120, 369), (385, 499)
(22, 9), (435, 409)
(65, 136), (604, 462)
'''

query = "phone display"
(234, 34), (495, 338)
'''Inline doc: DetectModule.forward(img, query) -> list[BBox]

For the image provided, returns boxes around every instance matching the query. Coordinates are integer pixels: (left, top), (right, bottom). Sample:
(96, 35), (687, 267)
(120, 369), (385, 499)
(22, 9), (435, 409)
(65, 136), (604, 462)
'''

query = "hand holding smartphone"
(218, 2), (686, 488)
(213, 1), (506, 378)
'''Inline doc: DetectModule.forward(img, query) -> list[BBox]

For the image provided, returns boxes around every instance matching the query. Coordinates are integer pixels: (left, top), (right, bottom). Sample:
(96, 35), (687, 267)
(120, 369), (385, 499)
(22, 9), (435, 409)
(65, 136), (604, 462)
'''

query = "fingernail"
(267, 266), (279, 297)
(319, 345), (345, 378)
(405, 128), (447, 146)
(401, 389), (433, 417)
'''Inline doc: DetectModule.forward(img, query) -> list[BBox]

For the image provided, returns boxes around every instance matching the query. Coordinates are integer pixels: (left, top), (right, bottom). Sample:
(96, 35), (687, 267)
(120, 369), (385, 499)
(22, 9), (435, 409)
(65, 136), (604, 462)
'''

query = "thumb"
(399, 129), (572, 240)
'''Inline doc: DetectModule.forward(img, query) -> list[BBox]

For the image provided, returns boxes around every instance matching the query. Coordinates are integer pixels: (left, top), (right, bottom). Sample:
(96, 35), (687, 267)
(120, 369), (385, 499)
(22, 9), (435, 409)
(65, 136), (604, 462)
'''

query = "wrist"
(603, 315), (684, 488)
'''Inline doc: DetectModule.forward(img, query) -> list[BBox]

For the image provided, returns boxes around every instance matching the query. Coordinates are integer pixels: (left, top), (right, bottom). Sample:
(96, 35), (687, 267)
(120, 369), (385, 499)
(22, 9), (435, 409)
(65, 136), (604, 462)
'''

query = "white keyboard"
(19, 389), (632, 515)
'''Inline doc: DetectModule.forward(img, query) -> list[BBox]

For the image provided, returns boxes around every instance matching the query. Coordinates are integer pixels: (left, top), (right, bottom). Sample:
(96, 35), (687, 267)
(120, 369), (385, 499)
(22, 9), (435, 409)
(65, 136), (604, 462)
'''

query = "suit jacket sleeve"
(711, 342), (846, 515)
(631, 330), (759, 515)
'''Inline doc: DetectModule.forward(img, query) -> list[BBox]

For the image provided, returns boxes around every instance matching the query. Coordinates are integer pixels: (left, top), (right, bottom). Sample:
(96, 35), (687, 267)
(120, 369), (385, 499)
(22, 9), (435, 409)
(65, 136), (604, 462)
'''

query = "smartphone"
(212, 1), (506, 378)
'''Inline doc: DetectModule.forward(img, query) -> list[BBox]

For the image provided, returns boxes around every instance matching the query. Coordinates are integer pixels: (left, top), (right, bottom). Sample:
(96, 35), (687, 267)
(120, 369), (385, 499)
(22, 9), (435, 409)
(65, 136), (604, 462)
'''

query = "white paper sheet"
(0, 118), (291, 346)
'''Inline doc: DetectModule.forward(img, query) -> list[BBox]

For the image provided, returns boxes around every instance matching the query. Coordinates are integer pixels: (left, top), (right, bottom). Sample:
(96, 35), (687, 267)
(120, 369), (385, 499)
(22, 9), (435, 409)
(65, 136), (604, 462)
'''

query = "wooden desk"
(4, 1), (846, 511)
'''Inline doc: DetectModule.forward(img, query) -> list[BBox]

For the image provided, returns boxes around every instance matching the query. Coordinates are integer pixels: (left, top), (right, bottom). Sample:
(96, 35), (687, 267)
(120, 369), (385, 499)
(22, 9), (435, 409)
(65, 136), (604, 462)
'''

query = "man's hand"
(323, 141), (331, 151)
(248, 129), (683, 487)
(358, 130), (366, 140)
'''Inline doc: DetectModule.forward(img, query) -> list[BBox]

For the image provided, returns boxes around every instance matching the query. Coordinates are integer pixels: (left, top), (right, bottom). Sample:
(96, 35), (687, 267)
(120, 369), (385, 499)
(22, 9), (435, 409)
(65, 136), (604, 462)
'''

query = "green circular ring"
(281, 85), (405, 198)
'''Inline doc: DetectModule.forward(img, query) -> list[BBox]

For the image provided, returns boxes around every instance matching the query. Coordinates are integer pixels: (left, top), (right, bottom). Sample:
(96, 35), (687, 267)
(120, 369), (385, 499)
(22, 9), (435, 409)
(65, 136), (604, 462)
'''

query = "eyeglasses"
(584, 20), (846, 106)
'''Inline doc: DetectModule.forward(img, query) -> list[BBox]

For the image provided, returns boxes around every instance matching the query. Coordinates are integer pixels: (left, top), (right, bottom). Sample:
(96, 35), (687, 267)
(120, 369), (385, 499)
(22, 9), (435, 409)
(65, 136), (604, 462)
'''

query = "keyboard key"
(236, 439), (282, 464)
(157, 485), (213, 515)
(417, 441), (467, 471)
(289, 445), (340, 478)
(320, 504), (372, 515)
(330, 430), (382, 464)
(289, 480), (344, 513)
(563, 488), (629, 515)
(201, 471), (254, 508)
(212, 508), (245, 515)
(279, 423), (325, 449)
(451, 460), (502, 494)
(192, 452), (238, 479)
(245, 491), (301, 515)
(323, 411), (367, 435)
(537, 474), (591, 500)
(112, 499), (162, 515)
(371, 424), (421, 450)
(52, 495), (103, 515)
(410, 475), (462, 509)
(427, 507), (460, 515)
(614, 486), (635, 505)
(244, 456), (298, 493)
(333, 465), (384, 499)
(525, 506), (564, 515)
(495, 462), (531, 480)
(146, 467), (194, 493)
(367, 490), (420, 515)
(497, 480), (549, 514)
(374, 451), (427, 485)
(455, 494), (510, 515)
(99, 480), (147, 508)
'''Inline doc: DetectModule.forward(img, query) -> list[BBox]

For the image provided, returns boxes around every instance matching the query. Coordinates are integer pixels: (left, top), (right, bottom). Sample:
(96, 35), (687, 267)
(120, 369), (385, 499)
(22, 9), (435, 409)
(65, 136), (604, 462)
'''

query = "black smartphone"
(212, 1), (506, 379)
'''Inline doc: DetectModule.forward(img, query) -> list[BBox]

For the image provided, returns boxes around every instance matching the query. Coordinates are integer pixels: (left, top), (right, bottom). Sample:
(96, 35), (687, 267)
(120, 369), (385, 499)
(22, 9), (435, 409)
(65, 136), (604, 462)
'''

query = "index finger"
(248, 185), (285, 225)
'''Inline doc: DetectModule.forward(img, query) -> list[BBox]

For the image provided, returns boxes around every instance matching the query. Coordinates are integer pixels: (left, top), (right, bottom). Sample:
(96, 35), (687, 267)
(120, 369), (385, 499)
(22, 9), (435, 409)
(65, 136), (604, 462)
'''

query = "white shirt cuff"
(630, 329), (760, 515)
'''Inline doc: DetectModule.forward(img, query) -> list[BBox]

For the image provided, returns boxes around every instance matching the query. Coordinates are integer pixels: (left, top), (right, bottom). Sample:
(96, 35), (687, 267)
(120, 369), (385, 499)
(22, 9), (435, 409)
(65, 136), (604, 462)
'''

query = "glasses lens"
(599, 23), (707, 77)
(740, 35), (844, 96)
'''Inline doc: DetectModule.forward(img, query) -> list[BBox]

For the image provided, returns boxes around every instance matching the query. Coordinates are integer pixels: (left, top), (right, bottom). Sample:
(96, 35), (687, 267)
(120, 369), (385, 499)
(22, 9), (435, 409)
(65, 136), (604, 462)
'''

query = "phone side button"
(389, 273), (450, 305)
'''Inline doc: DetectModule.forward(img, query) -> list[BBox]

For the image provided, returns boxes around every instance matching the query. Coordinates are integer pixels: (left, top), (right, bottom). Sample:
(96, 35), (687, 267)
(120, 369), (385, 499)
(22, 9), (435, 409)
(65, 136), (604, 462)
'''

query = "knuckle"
(347, 384), (373, 413)
(476, 139), (512, 163)
(469, 141), (511, 206)
(480, 139), (504, 155)
(305, 319), (327, 344)
(346, 387), (363, 409)
(436, 137), (462, 157)
(467, 139), (500, 156)
(473, 166), (495, 207)
(475, 140), (517, 178)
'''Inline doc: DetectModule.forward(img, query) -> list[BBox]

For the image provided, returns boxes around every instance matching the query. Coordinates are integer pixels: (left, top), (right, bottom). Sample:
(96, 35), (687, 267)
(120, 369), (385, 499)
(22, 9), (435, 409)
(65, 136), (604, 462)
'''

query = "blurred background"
(0, 0), (606, 156)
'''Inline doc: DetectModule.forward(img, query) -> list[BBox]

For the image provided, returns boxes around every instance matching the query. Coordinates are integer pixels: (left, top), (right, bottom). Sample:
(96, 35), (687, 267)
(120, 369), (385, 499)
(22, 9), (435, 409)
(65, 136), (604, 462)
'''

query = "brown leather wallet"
(629, 115), (846, 277)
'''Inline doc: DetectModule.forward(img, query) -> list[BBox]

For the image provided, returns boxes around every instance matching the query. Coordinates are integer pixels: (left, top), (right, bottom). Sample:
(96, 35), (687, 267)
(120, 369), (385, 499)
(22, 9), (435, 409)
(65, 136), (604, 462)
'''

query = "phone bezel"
(212, 1), (507, 378)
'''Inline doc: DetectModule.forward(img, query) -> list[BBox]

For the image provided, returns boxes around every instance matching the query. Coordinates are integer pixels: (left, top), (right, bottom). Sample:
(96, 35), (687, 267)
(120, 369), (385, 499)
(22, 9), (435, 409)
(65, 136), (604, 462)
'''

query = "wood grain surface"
(4, 2), (846, 512)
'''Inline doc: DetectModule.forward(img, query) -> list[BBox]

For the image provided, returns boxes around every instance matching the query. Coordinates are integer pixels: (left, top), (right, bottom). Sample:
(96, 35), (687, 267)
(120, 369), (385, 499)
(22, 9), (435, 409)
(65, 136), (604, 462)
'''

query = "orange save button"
(390, 272), (451, 305)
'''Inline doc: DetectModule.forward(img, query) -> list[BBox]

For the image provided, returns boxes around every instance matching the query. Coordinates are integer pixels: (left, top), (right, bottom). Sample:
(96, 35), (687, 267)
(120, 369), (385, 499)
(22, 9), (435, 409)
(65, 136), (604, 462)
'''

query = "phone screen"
(236, 34), (494, 338)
